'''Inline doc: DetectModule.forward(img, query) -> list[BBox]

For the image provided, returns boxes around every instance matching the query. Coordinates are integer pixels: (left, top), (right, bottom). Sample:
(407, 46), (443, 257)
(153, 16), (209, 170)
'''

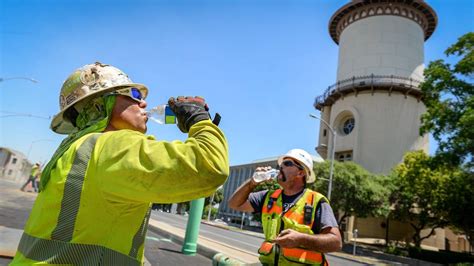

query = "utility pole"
(207, 192), (215, 221)
(309, 114), (336, 201)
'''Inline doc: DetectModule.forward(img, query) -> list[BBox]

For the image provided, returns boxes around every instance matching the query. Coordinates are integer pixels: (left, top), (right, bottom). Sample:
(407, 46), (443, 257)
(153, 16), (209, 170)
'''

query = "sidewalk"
(0, 178), (37, 264)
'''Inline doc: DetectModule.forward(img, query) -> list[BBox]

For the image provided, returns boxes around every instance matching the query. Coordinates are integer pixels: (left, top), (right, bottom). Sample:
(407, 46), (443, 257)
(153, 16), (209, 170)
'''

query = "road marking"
(146, 236), (172, 242)
(199, 229), (260, 249)
(152, 212), (259, 250)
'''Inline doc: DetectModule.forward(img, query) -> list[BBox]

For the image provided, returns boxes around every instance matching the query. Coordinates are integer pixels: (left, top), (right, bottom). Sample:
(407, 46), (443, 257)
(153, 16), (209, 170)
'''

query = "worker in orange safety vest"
(228, 149), (341, 265)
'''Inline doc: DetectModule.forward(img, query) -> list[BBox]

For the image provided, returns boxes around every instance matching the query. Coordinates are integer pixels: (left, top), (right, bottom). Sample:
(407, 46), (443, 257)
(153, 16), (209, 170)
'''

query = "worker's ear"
(297, 170), (306, 179)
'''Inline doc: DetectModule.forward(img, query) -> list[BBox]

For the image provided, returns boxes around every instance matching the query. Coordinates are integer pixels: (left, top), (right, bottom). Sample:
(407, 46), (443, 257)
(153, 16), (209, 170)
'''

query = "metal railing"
(314, 74), (422, 108)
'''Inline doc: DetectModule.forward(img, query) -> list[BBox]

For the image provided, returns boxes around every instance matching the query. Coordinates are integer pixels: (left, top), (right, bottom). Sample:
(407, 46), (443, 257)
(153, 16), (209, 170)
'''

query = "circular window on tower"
(342, 118), (355, 135)
(334, 111), (355, 136)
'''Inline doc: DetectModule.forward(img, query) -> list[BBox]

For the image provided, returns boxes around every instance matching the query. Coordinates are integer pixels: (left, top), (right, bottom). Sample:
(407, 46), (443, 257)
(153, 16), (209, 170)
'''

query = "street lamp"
(27, 139), (54, 160)
(309, 114), (336, 201)
(0, 77), (38, 83)
(207, 191), (215, 221)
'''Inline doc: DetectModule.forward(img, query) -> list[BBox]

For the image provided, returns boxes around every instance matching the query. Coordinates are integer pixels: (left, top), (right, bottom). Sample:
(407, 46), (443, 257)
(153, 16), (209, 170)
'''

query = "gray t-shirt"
(248, 189), (338, 233)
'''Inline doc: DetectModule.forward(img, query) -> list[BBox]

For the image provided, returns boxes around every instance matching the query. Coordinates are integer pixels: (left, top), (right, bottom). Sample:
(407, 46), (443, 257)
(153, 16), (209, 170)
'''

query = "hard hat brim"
(50, 83), (148, 134)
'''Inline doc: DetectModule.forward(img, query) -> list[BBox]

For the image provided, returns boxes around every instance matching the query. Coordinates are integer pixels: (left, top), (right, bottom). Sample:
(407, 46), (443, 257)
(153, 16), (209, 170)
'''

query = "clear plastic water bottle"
(252, 168), (280, 183)
(146, 105), (176, 124)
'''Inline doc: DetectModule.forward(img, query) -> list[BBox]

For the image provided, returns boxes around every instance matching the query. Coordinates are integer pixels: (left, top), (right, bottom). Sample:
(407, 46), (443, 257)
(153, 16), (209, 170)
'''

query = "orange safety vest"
(258, 189), (329, 265)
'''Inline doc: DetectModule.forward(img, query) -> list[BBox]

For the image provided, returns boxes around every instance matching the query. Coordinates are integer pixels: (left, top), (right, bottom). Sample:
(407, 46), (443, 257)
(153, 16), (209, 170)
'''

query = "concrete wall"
(353, 217), (472, 252)
(328, 91), (428, 174)
(337, 16), (424, 81)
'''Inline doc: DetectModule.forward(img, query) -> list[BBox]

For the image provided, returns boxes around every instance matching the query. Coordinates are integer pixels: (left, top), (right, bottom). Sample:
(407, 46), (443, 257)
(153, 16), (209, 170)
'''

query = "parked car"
(213, 219), (228, 226)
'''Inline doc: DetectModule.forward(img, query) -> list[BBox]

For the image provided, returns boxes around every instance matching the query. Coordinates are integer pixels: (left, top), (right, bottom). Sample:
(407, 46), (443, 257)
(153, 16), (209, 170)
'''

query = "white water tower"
(315, 0), (437, 173)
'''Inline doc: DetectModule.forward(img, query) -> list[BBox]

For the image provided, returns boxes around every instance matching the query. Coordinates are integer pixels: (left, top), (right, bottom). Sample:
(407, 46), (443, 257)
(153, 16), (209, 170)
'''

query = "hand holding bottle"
(168, 96), (211, 133)
(146, 105), (176, 124)
(252, 166), (280, 183)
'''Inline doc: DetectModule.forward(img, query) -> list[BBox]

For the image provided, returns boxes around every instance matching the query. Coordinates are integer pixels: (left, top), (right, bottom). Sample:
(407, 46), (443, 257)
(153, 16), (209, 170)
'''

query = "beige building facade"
(0, 147), (32, 183)
(314, 0), (470, 253)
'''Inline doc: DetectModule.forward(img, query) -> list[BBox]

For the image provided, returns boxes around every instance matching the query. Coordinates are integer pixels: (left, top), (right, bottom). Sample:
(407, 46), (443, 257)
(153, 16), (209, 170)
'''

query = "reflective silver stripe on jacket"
(129, 207), (151, 257)
(51, 134), (100, 242)
(18, 232), (140, 265)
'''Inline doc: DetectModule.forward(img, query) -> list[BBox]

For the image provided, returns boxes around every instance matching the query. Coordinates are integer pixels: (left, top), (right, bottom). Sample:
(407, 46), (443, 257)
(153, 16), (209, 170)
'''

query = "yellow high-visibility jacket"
(30, 165), (40, 179)
(11, 120), (229, 265)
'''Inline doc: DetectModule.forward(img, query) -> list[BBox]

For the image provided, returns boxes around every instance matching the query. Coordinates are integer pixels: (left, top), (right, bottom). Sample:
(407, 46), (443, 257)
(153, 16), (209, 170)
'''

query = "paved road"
(145, 229), (211, 265)
(152, 211), (367, 266)
(151, 211), (261, 251)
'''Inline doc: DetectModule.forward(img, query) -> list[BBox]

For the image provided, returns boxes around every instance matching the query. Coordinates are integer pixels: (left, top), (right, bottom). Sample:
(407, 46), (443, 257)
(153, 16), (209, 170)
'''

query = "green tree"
(204, 187), (224, 206)
(202, 187), (224, 220)
(419, 32), (474, 248)
(420, 32), (474, 167)
(391, 151), (452, 248)
(309, 161), (392, 226)
(442, 170), (474, 248)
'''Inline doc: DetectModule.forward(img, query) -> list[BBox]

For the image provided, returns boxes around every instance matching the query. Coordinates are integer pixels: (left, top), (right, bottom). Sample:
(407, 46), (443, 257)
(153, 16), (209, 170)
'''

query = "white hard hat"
(278, 149), (316, 183)
(51, 62), (148, 134)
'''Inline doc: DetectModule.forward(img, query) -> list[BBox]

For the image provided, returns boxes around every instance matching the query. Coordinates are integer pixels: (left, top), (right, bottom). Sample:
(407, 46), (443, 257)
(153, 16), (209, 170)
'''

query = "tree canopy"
(310, 161), (392, 226)
(391, 151), (455, 248)
(420, 32), (474, 168)
(417, 32), (474, 248)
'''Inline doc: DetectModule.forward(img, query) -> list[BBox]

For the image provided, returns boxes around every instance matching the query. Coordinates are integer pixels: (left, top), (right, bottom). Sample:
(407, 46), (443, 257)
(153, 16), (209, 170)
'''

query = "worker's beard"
(279, 170), (287, 182)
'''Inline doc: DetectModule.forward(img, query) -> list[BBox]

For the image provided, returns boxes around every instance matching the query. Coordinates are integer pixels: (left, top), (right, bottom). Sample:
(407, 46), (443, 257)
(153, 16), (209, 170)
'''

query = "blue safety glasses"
(105, 87), (144, 102)
(278, 160), (305, 170)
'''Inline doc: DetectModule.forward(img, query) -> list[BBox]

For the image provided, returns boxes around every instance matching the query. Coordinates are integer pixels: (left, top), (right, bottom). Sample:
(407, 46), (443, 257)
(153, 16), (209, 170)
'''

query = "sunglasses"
(279, 160), (304, 170)
(105, 87), (144, 102)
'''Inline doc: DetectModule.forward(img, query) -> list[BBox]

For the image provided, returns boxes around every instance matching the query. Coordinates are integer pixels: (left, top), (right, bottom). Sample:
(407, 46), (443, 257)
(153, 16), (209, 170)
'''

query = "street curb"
(147, 221), (260, 265)
(147, 224), (217, 260)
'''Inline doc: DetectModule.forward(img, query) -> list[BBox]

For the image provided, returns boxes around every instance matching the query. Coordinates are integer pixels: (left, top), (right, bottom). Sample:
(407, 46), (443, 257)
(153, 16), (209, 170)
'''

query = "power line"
(0, 111), (51, 120)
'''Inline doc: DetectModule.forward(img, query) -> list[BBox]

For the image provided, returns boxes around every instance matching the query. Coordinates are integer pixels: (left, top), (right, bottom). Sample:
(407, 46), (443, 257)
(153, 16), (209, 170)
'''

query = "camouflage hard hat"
(50, 62), (148, 134)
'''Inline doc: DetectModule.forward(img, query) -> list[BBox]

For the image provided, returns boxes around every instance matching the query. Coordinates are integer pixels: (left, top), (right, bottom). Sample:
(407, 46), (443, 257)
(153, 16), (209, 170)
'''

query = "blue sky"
(1, 0), (473, 166)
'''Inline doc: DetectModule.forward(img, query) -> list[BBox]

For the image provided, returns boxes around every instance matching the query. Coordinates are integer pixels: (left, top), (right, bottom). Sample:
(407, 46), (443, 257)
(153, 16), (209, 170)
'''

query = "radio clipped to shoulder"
(303, 203), (313, 225)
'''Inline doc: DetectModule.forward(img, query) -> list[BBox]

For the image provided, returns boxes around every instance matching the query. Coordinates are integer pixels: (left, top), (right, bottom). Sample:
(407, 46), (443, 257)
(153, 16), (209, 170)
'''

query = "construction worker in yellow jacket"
(11, 62), (229, 265)
(228, 149), (341, 265)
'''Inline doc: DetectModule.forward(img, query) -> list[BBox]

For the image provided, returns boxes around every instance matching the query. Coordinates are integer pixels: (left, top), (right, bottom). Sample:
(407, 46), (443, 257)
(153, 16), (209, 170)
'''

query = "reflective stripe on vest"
(262, 189), (283, 214)
(51, 134), (100, 242)
(258, 242), (324, 264)
(18, 134), (146, 264)
(282, 247), (323, 264)
(258, 241), (273, 254)
(129, 207), (151, 257)
(18, 232), (140, 265)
